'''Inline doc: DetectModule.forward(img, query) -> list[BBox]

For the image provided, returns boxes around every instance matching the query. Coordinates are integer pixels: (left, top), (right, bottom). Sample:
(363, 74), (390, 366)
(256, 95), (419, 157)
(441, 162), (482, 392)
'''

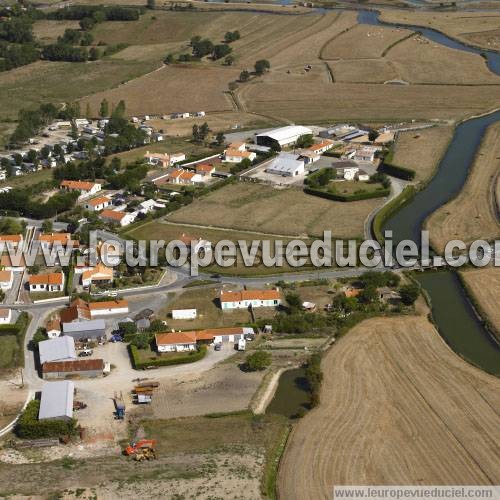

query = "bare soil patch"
(427, 122), (500, 253)
(278, 315), (500, 500)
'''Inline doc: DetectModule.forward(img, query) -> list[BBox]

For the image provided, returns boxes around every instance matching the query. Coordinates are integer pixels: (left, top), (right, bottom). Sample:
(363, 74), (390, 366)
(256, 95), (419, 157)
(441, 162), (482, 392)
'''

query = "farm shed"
(39, 336), (77, 365)
(255, 125), (312, 148)
(39, 381), (74, 421)
(62, 319), (106, 341)
(265, 153), (305, 177)
(42, 359), (105, 380)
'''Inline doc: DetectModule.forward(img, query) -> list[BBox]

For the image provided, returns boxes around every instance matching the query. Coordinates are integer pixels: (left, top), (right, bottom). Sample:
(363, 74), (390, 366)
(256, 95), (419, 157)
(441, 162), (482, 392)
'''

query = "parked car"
(214, 343), (222, 351)
(79, 349), (93, 357)
(110, 334), (123, 343)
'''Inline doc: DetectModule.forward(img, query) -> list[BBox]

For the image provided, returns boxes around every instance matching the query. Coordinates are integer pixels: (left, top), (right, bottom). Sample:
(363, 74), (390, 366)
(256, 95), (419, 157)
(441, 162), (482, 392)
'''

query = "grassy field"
(379, 9), (500, 51)
(161, 285), (276, 330)
(32, 20), (81, 44)
(391, 125), (454, 183)
(461, 267), (500, 335)
(124, 219), (318, 276)
(0, 336), (18, 369)
(279, 315), (500, 499)
(166, 182), (382, 239)
(426, 122), (500, 253)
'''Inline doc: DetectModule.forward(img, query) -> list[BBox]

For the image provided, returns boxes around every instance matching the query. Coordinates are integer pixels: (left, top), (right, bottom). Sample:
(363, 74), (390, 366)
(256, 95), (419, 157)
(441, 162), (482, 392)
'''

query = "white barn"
(255, 125), (312, 148)
(266, 153), (305, 177)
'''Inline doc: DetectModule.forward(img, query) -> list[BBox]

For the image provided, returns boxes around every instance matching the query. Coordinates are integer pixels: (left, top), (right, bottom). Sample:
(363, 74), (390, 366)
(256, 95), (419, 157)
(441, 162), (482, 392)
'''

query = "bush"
(245, 350), (271, 371)
(15, 400), (77, 439)
(378, 162), (416, 181)
(129, 344), (207, 369)
(304, 186), (390, 202)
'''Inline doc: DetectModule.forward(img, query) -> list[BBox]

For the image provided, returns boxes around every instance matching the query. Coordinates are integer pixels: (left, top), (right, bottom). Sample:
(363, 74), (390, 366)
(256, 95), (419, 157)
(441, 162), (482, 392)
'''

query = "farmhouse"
(100, 209), (136, 227)
(155, 331), (197, 353)
(179, 233), (212, 254)
(298, 150), (320, 165)
(42, 359), (105, 380)
(336, 166), (359, 181)
(60, 298), (92, 322)
(195, 163), (215, 176)
(62, 319), (106, 341)
(81, 263), (113, 287)
(144, 151), (186, 167)
(0, 253), (26, 272)
(38, 233), (79, 249)
(155, 326), (254, 352)
(307, 140), (334, 155)
(39, 336), (77, 365)
(354, 147), (376, 162)
(219, 289), (281, 310)
(172, 308), (197, 320)
(0, 308), (12, 324)
(46, 319), (62, 338)
(60, 180), (101, 199)
(255, 125), (312, 148)
(266, 153), (305, 177)
(84, 196), (112, 212)
(167, 168), (203, 185)
(89, 299), (129, 318)
(0, 270), (13, 290)
(28, 272), (65, 292)
(223, 149), (256, 163)
(0, 234), (23, 249)
(39, 381), (74, 421)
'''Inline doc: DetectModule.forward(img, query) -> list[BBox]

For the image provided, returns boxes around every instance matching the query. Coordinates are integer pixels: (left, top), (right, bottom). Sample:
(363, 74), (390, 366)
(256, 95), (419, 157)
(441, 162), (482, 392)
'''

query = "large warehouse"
(39, 380), (74, 421)
(265, 153), (305, 177)
(255, 125), (312, 148)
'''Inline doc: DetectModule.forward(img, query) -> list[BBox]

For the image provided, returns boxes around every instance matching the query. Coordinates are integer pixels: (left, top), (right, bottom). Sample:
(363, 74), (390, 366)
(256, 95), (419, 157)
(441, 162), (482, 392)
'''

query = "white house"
(167, 169), (203, 185)
(28, 272), (65, 292)
(81, 263), (113, 287)
(46, 319), (62, 338)
(336, 166), (359, 181)
(139, 199), (165, 214)
(89, 299), (129, 318)
(60, 180), (101, 199)
(219, 289), (281, 310)
(266, 153), (305, 177)
(307, 140), (334, 155)
(0, 270), (13, 290)
(84, 196), (112, 212)
(354, 147), (376, 162)
(100, 209), (136, 227)
(172, 309), (197, 320)
(223, 148), (256, 163)
(155, 331), (197, 353)
(0, 308), (12, 324)
(357, 170), (370, 181)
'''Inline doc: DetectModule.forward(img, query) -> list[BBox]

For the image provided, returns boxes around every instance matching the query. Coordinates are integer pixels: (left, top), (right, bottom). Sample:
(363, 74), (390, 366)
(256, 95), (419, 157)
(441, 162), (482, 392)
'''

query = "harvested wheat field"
(386, 34), (499, 85)
(379, 9), (500, 51)
(278, 316), (500, 500)
(427, 122), (500, 253)
(391, 125), (454, 183)
(241, 81), (500, 123)
(167, 183), (383, 238)
(321, 24), (412, 60)
(80, 64), (239, 117)
(461, 267), (500, 335)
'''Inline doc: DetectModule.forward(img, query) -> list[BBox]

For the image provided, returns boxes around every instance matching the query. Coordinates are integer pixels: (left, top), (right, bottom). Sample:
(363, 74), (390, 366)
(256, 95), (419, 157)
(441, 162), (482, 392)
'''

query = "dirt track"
(278, 316), (500, 499)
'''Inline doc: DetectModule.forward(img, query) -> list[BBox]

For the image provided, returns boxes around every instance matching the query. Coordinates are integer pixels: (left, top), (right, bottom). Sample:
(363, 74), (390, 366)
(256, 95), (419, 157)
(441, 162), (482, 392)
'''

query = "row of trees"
(42, 43), (100, 62)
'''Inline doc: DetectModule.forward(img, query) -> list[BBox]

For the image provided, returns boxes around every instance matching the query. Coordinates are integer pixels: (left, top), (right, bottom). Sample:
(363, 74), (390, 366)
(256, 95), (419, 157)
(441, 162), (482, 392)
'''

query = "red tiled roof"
(29, 272), (64, 286)
(220, 289), (281, 303)
(155, 332), (197, 345)
(60, 180), (97, 191)
(42, 359), (104, 373)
